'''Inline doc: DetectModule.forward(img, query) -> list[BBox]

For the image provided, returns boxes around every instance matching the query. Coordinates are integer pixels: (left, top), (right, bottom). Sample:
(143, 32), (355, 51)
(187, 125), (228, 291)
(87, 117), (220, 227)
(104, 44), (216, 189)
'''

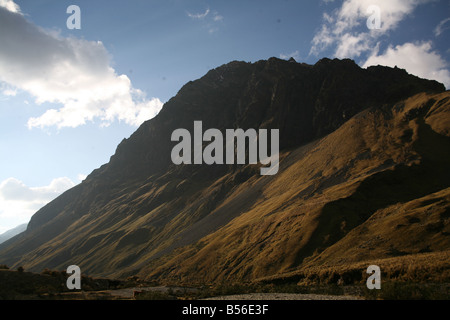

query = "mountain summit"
(0, 57), (448, 284)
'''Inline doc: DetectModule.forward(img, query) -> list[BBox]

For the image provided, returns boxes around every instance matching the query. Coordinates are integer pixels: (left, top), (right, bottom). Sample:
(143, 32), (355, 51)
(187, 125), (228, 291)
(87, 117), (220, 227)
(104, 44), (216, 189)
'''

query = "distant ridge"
(0, 224), (26, 245)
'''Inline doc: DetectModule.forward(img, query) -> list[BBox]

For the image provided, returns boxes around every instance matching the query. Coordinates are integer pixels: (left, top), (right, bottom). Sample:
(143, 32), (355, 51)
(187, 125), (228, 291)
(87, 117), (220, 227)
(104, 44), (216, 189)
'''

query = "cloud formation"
(187, 8), (210, 19)
(0, 3), (163, 129)
(363, 41), (450, 89)
(0, 0), (19, 13)
(434, 17), (450, 37)
(310, 0), (449, 89)
(310, 0), (428, 58)
(279, 50), (300, 61)
(187, 7), (223, 34)
(0, 177), (75, 232)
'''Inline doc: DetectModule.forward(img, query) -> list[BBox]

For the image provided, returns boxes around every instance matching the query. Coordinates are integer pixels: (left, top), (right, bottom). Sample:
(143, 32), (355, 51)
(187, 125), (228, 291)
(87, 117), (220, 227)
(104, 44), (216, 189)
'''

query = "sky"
(0, 0), (449, 234)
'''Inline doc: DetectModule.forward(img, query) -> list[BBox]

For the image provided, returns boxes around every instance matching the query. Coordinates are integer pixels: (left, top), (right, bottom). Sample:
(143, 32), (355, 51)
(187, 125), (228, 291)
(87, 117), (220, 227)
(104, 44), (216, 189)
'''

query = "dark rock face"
(93, 57), (444, 179)
(0, 57), (445, 279)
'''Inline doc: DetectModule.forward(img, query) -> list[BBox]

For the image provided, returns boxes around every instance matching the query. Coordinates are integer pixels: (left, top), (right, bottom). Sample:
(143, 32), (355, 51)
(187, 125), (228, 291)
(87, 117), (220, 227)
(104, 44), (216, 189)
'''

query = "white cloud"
(363, 41), (450, 89)
(279, 50), (300, 61)
(334, 33), (371, 59)
(77, 173), (87, 182)
(310, 0), (430, 58)
(337, 0), (424, 31)
(309, 0), (450, 89)
(2, 88), (16, 96)
(434, 17), (450, 37)
(208, 27), (218, 34)
(0, 82), (17, 97)
(0, 3), (163, 129)
(0, 177), (75, 232)
(0, 0), (20, 14)
(187, 8), (223, 34)
(213, 14), (224, 22)
(187, 8), (210, 19)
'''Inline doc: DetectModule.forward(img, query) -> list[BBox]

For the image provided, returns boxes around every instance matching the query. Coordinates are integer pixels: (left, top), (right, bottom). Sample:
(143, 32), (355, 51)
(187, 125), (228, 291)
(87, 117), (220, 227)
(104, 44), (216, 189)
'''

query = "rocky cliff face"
(0, 57), (448, 283)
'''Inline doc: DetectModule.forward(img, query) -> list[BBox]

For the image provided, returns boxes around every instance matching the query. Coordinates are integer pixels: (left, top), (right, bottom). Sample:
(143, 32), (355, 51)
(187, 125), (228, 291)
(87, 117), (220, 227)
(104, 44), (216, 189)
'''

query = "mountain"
(0, 224), (26, 245)
(0, 57), (448, 285)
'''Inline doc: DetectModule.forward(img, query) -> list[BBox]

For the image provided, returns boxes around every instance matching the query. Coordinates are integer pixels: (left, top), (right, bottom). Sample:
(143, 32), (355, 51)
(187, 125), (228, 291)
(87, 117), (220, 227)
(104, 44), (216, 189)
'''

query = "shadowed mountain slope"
(0, 58), (448, 284)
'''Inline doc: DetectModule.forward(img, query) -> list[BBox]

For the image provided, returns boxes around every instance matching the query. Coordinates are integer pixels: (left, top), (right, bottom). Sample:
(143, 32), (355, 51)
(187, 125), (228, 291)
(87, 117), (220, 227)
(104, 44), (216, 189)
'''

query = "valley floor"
(203, 293), (363, 300)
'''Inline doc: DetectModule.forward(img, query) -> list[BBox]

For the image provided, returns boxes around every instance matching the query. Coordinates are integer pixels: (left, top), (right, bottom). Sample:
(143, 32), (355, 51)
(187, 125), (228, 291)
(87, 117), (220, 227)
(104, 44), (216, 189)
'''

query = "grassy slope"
(137, 91), (450, 285)
(1, 91), (448, 288)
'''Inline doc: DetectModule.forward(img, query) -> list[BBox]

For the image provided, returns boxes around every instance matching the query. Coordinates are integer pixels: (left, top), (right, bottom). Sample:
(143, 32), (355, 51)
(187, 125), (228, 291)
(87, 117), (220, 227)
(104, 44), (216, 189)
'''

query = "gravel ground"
(204, 293), (364, 300)
(100, 286), (365, 300)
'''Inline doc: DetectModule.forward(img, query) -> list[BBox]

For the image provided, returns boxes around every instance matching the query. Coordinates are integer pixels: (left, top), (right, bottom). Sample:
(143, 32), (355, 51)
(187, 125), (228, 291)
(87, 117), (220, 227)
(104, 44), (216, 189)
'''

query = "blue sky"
(0, 0), (449, 233)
